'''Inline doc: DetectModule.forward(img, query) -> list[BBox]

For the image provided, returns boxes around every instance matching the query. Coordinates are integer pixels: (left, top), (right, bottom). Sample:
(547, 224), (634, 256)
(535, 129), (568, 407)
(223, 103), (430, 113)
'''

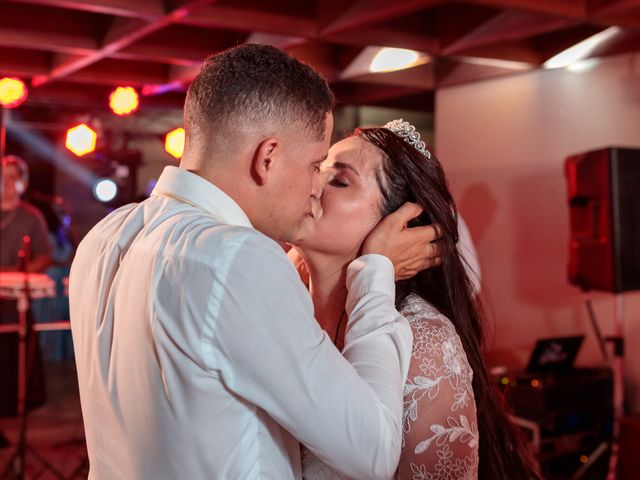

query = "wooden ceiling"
(1, 0), (639, 111)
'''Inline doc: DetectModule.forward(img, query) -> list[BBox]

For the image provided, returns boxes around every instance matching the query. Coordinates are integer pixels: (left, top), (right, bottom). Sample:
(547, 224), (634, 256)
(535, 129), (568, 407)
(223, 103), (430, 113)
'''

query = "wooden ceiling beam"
(0, 48), (50, 78)
(22, 83), (111, 107)
(435, 57), (532, 87)
(325, 27), (440, 54)
(3, 0), (165, 20)
(587, 0), (640, 16)
(62, 59), (168, 86)
(466, 0), (587, 19)
(587, 0), (640, 27)
(344, 62), (436, 90)
(179, 5), (316, 37)
(110, 49), (202, 66)
(442, 10), (576, 55)
(453, 41), (546, 64)
(30, 0), (218, 87)
(333, 82), (426, 105)
(0, 25), (97, 55)
(318, 0), (443, 36)
(0, 2), (100, 54)
(113, 41), (212, 66)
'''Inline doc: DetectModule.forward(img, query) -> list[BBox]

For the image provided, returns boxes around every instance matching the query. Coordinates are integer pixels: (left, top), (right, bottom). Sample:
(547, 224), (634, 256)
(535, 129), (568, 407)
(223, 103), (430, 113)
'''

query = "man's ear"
(250, 137), (279, 186)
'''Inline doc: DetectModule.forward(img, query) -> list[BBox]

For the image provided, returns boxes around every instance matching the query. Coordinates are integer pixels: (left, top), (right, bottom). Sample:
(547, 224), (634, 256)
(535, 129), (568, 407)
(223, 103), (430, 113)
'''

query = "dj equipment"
(501, 368), (613, 479)
(0, 272), (53, 418)
(565, 147), (640, 293)
(0, 264), (72, 479)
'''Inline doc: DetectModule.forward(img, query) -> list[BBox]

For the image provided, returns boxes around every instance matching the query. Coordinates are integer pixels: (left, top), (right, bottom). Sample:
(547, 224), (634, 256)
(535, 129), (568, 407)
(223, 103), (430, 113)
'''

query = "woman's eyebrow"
(333, 161), (360, 177)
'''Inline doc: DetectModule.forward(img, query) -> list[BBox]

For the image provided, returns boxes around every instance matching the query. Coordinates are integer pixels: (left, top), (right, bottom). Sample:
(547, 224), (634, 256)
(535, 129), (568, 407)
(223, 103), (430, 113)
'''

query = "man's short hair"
(184, 44), (334, 147)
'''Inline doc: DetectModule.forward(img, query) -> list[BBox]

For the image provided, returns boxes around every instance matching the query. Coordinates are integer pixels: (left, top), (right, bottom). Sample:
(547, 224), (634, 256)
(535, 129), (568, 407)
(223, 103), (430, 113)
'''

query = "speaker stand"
(581, 289), (624, 480)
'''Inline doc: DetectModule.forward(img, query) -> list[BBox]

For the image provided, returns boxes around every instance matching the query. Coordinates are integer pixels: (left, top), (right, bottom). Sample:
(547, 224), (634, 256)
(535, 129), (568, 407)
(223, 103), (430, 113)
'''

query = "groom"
(70, 44), (440, 479)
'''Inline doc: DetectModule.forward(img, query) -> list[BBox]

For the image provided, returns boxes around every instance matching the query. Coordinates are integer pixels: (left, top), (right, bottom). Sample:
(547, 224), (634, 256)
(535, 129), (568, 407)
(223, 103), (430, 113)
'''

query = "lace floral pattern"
(399, 294), (478, 480)
(302, 294), (478, 480)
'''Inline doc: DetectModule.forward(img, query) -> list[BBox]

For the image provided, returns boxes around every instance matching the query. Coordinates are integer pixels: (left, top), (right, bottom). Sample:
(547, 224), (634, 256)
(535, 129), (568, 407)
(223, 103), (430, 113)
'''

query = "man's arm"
(210, 234), (409, 479)
(210, 203), (436, 478)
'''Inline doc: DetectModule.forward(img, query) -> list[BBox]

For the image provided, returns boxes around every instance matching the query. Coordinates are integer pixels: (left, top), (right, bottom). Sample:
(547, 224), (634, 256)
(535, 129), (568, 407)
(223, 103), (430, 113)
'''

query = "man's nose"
(311, 170), (329, 200)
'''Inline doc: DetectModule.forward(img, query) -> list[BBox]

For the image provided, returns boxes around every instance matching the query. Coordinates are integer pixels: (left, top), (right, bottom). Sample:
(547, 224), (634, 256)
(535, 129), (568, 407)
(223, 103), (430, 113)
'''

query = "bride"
(290, 120), (538, 479)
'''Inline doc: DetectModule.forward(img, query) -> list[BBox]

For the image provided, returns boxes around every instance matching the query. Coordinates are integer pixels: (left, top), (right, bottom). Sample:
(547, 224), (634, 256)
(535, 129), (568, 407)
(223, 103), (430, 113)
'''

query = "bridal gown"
(302, 294), (479, 480)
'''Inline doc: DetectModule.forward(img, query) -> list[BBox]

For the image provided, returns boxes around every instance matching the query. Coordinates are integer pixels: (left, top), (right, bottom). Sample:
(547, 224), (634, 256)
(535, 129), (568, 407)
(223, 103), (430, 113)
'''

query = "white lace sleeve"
(398, 295), (479, 480)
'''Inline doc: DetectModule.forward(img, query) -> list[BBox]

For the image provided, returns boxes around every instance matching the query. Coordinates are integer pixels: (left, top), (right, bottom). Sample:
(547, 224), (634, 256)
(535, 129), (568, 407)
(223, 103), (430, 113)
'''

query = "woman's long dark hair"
(354, 127), (540, 480)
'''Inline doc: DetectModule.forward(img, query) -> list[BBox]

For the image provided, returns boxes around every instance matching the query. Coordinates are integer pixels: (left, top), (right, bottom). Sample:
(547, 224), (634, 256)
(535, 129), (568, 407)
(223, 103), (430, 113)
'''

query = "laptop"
(526, 335), (585, 373)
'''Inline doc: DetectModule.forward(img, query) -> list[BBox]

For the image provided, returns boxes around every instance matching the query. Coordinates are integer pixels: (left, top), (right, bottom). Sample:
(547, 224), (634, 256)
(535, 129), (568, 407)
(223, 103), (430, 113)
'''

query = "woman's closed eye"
(329, 177), (349, 188)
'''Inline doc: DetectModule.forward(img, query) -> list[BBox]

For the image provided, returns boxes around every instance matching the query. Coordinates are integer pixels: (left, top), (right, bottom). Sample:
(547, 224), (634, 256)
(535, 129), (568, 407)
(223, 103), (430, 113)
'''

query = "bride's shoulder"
(398, 294), (460, 344)
(399, 294), (448, 324)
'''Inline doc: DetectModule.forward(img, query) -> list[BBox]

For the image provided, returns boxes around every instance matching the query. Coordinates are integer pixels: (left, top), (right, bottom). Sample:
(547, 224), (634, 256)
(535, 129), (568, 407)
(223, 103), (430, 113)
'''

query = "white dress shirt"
(70, 166), (412, 480)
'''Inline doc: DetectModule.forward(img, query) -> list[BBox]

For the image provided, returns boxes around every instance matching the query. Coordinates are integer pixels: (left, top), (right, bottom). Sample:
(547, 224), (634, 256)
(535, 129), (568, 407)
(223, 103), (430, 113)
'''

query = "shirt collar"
(151, 166), (253, 228)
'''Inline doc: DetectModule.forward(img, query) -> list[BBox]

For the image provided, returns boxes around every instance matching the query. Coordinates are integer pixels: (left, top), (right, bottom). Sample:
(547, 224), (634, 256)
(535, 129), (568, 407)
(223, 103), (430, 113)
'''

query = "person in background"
(0, 155), (51, 273)
(0, 155), (51, 443)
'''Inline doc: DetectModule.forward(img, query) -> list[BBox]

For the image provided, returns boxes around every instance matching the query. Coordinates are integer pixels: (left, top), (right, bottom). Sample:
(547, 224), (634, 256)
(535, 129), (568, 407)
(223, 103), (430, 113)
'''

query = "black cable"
(583, 292), (609, 362)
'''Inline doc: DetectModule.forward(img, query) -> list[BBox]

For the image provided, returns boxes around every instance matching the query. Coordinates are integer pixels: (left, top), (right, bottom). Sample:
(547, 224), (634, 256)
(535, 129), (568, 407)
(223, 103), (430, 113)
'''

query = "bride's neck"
(303, 251), (351, 335)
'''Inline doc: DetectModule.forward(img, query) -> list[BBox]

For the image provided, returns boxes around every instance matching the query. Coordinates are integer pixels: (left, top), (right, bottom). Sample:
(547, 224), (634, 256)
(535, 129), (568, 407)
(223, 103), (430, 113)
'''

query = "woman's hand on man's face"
(362, 202), (442, 281)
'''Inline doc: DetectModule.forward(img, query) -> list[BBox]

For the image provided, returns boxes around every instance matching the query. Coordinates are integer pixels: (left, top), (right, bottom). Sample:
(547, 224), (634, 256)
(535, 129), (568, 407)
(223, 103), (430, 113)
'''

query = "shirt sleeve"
(397, 312), (479, 479)
(210, 233), (412, 480)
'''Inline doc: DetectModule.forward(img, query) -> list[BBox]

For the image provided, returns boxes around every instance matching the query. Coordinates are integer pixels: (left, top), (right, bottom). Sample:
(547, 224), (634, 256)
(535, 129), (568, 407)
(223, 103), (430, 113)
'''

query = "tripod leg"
(25, 444), (67, 480)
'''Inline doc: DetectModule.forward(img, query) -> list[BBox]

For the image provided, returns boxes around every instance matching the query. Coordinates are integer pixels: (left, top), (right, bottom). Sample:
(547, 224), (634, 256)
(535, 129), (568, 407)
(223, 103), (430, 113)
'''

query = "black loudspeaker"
(565, 147), (640, 293)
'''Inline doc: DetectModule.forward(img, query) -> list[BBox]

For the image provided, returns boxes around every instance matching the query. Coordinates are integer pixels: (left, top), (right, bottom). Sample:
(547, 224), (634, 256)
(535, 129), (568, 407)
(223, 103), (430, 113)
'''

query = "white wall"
(435, 52), (640, 411)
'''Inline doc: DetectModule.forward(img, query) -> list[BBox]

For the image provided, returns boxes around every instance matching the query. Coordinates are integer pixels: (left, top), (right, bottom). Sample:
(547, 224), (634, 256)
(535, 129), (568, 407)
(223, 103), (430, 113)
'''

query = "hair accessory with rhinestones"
(383, 118), (431, 158)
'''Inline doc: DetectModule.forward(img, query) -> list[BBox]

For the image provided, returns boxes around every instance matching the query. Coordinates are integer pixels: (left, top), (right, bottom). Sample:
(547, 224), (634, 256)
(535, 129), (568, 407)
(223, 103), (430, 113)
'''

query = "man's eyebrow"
(333, 161), (360, 177)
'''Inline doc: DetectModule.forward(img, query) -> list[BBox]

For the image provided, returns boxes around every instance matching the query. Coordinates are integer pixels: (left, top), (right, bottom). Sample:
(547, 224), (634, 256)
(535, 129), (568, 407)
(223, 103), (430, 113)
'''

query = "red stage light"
(109, 86), (139, 116)
(66, 124), (97, 157)
(0, 77), (28, 108)
(165, 128), (185, 159)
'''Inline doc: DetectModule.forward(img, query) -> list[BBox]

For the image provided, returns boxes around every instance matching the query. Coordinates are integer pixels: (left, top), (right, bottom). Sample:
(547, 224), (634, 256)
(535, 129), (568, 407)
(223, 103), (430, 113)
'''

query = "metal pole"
(607, 294), (625, 480)
(0, 107), (7, 159)
(1, 108), (7, 188)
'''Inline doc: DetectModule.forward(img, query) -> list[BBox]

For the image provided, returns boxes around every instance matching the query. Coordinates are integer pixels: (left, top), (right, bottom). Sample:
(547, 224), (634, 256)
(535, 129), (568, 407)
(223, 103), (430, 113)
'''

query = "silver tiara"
(383, 119), (431, 159)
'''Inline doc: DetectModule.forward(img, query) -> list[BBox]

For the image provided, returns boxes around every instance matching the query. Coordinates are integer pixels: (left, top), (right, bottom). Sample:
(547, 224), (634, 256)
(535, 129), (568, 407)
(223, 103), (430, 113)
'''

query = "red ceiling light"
(66, 123), (97, 157)
(109, 86), (139, 116)
(0, 77), (28, 109)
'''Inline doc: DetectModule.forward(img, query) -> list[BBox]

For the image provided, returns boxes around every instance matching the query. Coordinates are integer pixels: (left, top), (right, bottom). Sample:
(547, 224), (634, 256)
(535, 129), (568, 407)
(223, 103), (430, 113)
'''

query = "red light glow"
(109, 86), (139, 116)
(0, 77), (28, 108)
